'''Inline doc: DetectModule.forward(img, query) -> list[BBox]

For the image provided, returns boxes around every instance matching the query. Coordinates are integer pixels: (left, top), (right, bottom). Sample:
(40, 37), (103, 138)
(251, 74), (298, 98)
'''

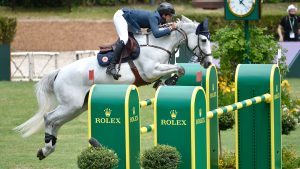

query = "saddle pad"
(97, 47), (140, 67)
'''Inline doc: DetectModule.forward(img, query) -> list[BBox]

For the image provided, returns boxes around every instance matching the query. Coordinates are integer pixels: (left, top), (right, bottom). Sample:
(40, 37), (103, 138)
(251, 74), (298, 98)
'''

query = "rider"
(106, 2), (177, 80)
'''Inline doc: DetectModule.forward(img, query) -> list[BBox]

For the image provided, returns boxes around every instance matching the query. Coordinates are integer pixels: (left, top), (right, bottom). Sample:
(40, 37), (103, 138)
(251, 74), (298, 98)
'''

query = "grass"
(288, 78), (300, 99)
(0, 3), (299, 20)
(0, 79), (299, 168)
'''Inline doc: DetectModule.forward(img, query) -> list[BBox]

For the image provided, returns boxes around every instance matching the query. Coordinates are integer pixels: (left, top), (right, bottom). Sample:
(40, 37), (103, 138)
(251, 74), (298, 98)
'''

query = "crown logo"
(104, 108), (112, 117)
(132, 107), (136, 115)
(212, 83), (215, 91)
(199, 108), (202, 117)
(170, 110), (178, 119)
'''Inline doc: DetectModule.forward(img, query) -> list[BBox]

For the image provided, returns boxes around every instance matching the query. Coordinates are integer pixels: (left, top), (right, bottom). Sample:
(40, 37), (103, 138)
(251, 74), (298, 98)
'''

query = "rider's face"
(162, 14), (173, 23)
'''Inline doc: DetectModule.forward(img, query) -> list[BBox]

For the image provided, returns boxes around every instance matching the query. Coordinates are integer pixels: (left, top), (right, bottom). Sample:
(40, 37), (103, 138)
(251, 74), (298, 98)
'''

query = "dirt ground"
(12, 20), (117, 51)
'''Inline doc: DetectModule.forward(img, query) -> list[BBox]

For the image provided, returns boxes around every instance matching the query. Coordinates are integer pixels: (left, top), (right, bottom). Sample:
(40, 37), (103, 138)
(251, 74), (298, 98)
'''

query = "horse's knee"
(178, 66), (185, 76)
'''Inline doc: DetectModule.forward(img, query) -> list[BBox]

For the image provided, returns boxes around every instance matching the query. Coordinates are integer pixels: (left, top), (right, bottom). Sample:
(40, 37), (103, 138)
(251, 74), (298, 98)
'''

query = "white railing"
(75, 50), (98, 60)
(11, 52), (59, 81)
(11, 50), (98, 81)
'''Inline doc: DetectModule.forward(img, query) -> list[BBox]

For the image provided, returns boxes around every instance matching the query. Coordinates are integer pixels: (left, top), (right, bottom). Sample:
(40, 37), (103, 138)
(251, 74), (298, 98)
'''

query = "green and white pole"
(140, 98), (155, 108)
(140, 124), (154, 134)
(207, 93), (271, 119)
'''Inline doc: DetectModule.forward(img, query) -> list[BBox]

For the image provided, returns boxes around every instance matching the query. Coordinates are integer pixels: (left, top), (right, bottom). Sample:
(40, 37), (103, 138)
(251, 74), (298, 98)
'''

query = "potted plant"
(0, 17), (17, 81)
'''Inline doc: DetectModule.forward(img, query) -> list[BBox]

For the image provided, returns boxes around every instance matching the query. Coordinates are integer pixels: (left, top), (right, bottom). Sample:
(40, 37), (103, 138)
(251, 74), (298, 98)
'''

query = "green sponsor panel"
(177, 64), (219, 169)
(176, 63), (202, 86)
(236, 64), (281, 169)
(0, 44), (11, 81)
(88, 85), (140, 169)
(203, 66), (218, 169)
(272, 67), (281, 169)
(155, 86), (208, 169)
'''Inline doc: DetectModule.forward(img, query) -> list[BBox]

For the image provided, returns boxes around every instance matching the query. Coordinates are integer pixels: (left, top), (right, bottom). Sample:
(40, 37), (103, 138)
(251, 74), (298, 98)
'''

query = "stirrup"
(106, 66), (121, 80)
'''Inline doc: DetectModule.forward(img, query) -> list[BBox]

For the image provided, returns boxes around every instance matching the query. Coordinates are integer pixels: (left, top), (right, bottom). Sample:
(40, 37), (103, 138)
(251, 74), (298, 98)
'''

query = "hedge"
(0, 17), (17, 44)
(182, 13), (285, 37)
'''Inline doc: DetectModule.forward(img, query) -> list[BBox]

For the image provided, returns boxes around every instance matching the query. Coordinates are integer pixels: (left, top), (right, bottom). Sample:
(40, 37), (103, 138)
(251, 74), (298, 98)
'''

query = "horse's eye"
(201, 39), (207, 43)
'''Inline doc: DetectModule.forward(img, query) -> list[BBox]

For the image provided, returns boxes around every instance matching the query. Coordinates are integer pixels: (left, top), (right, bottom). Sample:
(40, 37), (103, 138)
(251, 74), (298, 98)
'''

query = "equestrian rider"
(106, 2), (177, 80)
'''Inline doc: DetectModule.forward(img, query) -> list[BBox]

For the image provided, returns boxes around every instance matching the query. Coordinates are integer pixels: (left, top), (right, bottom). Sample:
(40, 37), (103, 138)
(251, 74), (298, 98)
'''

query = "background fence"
(11, 50), (97, 81)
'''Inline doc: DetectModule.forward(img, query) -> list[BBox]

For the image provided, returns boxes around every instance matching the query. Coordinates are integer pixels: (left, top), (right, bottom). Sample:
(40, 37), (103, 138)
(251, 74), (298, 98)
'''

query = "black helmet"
(157, 2), (175, 16)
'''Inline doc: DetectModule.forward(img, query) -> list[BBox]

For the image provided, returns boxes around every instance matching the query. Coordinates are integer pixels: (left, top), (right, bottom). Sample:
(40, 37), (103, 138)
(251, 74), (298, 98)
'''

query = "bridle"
(140, 23), (212, 63)
(176, 28), (212, 63)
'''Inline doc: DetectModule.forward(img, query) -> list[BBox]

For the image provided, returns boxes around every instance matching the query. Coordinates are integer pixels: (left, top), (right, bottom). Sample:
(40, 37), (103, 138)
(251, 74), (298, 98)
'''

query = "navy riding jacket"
(122, 8), (171, 38)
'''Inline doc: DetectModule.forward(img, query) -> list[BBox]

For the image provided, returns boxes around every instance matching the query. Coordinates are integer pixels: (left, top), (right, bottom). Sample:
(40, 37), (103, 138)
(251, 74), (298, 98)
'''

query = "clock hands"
(239, 0), (246, 6)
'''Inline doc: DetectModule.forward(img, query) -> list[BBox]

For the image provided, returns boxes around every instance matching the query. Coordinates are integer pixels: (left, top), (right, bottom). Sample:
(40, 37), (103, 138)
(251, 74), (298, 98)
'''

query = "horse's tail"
(14, 69), (60, 138)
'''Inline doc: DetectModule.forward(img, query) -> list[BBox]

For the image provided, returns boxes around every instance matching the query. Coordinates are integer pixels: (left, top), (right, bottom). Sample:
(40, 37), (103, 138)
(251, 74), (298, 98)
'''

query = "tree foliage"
(212, 25), (287, 81)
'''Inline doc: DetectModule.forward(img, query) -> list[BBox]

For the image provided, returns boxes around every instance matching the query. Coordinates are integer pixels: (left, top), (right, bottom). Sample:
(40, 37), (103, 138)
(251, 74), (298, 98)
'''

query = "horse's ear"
(181, 15), (193, 23)
(196, 18), (209, 35)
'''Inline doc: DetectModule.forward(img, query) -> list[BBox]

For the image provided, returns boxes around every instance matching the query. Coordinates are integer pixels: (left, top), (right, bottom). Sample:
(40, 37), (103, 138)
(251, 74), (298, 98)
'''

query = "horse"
(14, 16), (213, 160)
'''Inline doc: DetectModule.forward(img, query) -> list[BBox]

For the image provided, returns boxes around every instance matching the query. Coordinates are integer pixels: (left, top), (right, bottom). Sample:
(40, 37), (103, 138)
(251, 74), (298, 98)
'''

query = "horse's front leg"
(151, 64), (185, 78)
(149, 64), (184, 86)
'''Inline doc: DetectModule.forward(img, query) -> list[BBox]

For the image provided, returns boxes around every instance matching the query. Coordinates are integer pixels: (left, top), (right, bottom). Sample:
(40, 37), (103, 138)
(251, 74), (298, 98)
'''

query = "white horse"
(14, 16), (213, 160)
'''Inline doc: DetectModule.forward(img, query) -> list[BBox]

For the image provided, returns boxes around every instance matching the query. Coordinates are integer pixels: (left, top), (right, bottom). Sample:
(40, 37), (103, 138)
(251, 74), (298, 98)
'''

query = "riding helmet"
(157, 2), (175, 16)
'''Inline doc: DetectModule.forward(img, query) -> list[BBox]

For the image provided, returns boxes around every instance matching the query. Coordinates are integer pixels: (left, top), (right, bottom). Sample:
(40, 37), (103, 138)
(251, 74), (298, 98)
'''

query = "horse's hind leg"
(37, 104), (86, 160)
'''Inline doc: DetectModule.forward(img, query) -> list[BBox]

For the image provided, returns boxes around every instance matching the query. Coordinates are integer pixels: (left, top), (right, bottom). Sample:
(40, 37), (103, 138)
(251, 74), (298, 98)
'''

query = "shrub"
(180, 14), (287, 37)
(219, 151), (235, 169)
(282, 146), (300, 169)
(141, 144), (181, 169)
(218, 76), (235, 131)
(77, 146), (119, 169)
(282, 111), (297, 135)
(0, 17), (17, 44)
(281, 79), (299, 135)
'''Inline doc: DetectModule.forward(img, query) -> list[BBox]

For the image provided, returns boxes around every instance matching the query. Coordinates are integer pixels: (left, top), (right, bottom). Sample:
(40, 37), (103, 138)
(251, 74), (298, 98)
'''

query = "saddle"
(98, 34), (140, 66)
(98, 34), (149, 86)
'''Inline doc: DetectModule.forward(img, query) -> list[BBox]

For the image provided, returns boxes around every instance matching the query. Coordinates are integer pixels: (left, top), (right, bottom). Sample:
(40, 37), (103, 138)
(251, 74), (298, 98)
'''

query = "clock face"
(228, 0), (255, 17)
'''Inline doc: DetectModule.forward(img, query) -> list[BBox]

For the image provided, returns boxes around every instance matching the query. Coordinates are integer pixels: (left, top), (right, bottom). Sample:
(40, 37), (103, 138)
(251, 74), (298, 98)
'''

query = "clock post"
(244, 20), (250, 63)
(224, 0), (261, 63)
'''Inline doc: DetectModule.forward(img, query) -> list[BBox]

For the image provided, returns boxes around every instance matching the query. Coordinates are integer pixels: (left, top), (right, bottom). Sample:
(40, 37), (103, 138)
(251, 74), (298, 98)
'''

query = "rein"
(140, 34), (172, 57)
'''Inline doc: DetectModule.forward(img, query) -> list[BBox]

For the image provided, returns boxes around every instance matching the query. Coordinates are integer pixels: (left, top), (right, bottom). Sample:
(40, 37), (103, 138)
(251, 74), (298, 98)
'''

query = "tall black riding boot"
(106, 40), (125, 80)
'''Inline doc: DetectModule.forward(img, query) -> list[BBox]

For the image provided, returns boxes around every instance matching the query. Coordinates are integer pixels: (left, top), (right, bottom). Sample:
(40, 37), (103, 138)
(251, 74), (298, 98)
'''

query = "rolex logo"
(170, 110), (178, 119)
(104, 108), (112, 117)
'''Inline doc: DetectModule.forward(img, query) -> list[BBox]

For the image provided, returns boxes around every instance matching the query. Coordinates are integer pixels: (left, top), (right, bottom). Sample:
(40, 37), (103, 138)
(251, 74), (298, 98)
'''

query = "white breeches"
(113, 10), (129, 44)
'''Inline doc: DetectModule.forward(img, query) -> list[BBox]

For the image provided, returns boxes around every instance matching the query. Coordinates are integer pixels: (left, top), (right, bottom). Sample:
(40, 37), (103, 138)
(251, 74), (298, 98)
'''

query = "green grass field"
(0, 78), (299, 168)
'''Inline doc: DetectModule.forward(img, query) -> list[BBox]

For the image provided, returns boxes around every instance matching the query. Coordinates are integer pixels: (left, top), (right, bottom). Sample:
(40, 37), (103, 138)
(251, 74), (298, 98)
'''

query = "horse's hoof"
(153, 79), (164, 89)
(37, 149), (45, 160)
(178, 67), (185, 76)
(165, 75), (179, 86)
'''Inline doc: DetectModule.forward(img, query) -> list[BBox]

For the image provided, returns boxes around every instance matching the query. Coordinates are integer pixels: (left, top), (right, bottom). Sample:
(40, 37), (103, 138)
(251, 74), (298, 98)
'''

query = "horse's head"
(177, 16), (213, 68)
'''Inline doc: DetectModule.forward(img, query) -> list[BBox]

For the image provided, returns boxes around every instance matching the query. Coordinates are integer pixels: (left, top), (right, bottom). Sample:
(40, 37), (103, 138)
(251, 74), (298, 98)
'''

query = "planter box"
(0, 44), (11, 81)
(192, 0), (224, 9)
